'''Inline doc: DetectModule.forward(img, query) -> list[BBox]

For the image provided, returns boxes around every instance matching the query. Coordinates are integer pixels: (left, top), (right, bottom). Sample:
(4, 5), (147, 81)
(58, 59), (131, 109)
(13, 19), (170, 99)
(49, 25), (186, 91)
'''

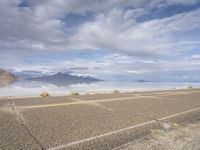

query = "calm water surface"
(0, 80), (200, 97)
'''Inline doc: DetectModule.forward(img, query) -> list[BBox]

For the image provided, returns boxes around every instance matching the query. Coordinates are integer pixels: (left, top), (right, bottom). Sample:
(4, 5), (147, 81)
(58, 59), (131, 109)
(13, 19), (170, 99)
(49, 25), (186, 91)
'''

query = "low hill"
(0, 69), (16, 86)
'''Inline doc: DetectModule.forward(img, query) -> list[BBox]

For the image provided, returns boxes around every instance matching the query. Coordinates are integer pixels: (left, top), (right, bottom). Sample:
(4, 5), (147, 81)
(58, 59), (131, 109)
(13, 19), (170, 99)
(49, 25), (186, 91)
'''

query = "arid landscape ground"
(1, 89), (200, 149)
(120, 121), (200, 150)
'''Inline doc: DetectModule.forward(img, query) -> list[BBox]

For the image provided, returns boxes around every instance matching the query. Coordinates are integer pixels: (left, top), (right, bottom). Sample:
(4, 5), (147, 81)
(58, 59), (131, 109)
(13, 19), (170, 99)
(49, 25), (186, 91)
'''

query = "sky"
(0, 0), (200, 81)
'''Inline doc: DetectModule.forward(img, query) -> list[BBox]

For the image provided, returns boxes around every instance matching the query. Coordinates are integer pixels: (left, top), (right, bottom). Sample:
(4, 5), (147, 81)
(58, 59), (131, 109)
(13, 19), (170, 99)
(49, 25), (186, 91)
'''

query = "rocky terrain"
(121, 121), (200, 150)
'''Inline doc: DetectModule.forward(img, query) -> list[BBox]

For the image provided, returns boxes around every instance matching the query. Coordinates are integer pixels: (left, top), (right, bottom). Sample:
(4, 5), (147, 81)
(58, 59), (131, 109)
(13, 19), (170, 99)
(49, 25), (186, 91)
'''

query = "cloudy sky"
(0, 0), (200, 81)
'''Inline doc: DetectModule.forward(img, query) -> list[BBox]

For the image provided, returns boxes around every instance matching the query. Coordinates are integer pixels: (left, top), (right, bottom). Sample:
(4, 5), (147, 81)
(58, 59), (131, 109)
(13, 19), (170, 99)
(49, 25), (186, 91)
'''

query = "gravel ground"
(121, 121), (200, 150)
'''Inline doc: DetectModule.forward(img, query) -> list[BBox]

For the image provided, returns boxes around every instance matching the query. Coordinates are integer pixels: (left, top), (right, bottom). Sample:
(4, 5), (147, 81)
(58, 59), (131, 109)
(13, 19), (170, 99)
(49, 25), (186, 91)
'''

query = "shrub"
(86, 92), (97, 95)
(113, 90), (120, 94)
(70, 92), (80, 96)
(4, 96), (11, 100)
(188, 86), (193, 90)
(151, 129), (166, 138)
(40, 92), (50, 97)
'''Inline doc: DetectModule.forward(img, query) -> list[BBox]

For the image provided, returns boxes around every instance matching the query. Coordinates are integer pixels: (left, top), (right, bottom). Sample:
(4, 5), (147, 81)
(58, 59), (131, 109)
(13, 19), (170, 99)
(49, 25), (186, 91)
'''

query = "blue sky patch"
(0, 0), (200, 81)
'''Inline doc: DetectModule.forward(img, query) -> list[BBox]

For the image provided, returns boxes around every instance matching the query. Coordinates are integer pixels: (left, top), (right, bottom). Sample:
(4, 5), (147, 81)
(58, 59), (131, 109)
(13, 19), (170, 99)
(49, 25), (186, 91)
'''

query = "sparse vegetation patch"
(70, 92), (80, 96)
(113, 90), (120, 94)
(40, 92), (50, 97)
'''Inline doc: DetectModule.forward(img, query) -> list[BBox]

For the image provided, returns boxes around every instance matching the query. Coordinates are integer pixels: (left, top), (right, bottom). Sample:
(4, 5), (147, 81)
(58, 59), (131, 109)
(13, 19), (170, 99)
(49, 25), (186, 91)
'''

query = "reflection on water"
(0, 80), (200, 97)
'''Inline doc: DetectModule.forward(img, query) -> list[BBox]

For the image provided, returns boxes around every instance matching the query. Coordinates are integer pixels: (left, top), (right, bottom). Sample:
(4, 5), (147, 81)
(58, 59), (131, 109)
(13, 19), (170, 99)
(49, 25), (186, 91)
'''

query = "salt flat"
(0, 89), (200, 150)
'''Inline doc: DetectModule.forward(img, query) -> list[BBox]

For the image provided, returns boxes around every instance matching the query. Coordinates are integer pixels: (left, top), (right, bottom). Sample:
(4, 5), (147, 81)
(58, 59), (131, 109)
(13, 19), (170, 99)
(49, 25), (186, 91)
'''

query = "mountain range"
(27, 72), (102, 86)
(0, 69), (102, 87)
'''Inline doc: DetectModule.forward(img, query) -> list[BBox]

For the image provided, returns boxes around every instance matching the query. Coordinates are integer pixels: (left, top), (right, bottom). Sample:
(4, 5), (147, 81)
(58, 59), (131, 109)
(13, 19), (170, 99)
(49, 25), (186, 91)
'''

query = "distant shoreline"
(0, 87), (199, 100)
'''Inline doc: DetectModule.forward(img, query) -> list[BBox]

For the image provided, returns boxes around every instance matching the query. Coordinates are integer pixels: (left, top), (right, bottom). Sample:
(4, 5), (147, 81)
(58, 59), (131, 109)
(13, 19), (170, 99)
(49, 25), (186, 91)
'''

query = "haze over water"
(1, 80), (200, 97)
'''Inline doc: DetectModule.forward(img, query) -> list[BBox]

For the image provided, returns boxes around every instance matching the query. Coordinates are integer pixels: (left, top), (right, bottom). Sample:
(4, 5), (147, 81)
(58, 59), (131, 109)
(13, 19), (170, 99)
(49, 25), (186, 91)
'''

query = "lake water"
(0, 80), (200, 97)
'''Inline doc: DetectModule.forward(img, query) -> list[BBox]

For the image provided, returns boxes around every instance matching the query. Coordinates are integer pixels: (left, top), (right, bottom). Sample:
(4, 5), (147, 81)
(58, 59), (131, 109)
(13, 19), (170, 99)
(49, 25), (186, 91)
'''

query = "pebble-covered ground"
(121, 121), (200, 150)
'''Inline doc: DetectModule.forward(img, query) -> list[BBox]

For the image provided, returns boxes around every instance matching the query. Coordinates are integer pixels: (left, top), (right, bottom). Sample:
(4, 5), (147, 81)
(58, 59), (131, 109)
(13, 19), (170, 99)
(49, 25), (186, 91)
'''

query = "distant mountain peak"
(28, 72), (102, 86)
